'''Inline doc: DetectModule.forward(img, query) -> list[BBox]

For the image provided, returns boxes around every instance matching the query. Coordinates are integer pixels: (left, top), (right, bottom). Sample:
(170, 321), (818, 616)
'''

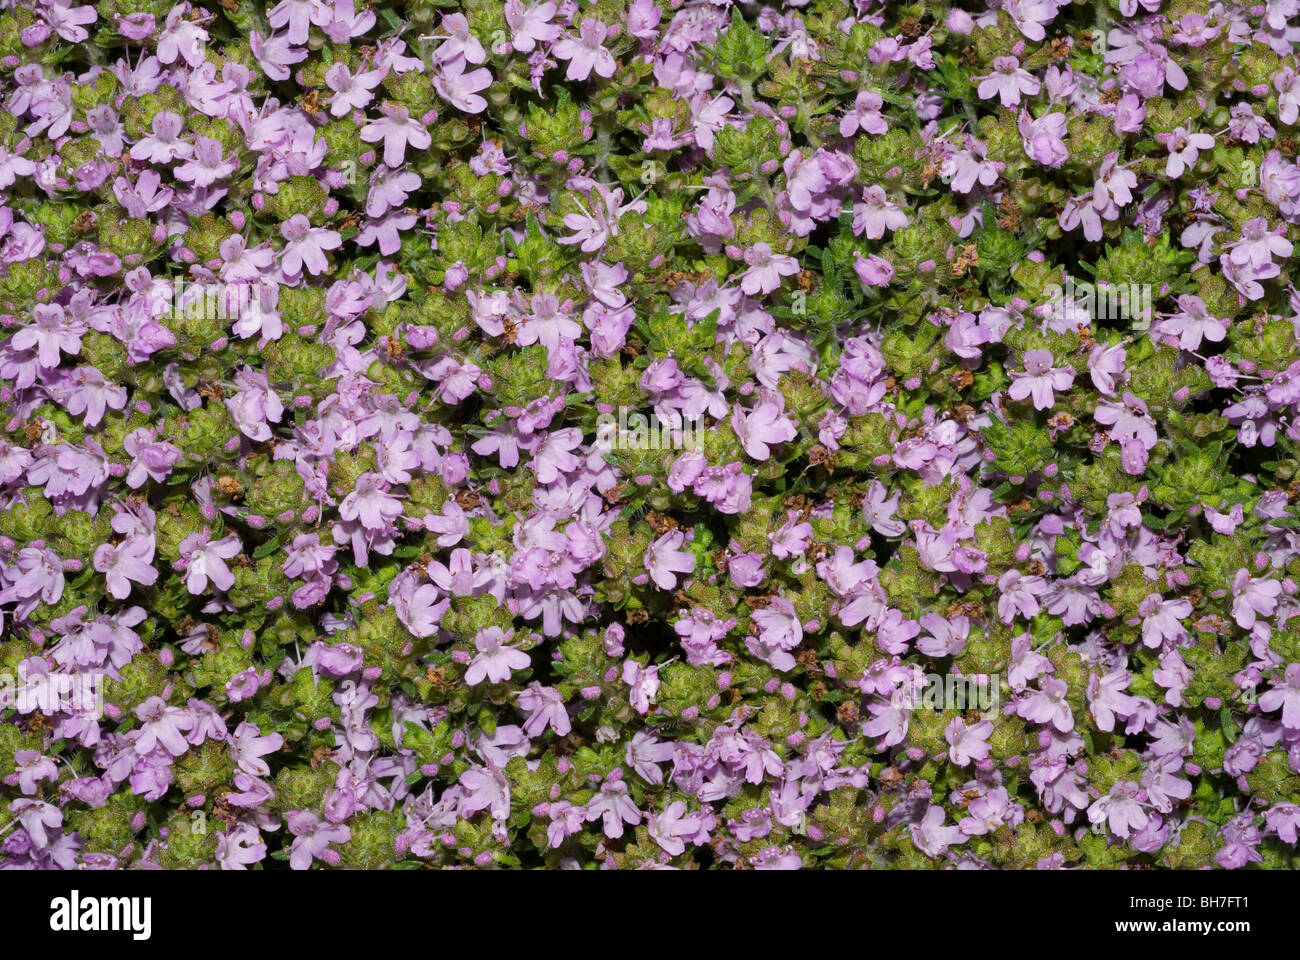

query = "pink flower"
(852, 185), (909, 239)
(465, 627), (530, 685)
(552, 18), (616, 81)
(395, 582), (449, 639)
(732, 397), (797, 461)
(1087, 781), (1148, 840)
(911, 804), (967, 857)
(177, 529), (242, 594)
(93, 537), (157, 600)
(558, 184), (644, 252)
(504, 0), (561, 53)
(839, 90), (888, 137)
(1018, 109), (1069, 167)
(339, 472), (402, 529)
(1016, 676), (1074, 732)
(129, 110), (191, 164)
(916, 613), (969, 657)
(132, 696), (195, 756)
(324, 62), (386, 117)
(853, 252), (894, 287)
(285, 811), (350, 869)
(1260, 663), (1300, 729)
(279, 214), (342, 277)
(749, 597), (803, 672)
(360, 103), (431, 168)
(945, 717), (994, 766)
(531, 427), (583, 484)
(1232, 568), (1282, 629)
(740, 242), (800, 295)
(1162, 126), (1214, 178)
(433, 57), (493, 114)
(585, 778), (641, 838)
(517, 682), (570, 737)
(174, 136), (237, 188)
(225, 366), (284, 441)
(1008, 349), (1074, 410)
(645, 530), (695, 591)
(13, 303), (85, 369)
(622, 659), (659, 714)
(977, 57), (1040, 108)
(1161, 294), (1226, 351)
(648, 801), (706, 856)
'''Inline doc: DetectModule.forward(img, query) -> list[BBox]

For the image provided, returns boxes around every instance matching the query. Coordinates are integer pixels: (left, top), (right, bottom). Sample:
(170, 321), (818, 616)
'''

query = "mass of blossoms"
(2, 0), (1300, 872)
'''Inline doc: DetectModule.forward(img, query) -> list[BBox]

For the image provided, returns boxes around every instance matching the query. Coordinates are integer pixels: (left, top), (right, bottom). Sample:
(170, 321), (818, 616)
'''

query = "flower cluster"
(2, 0), (1300, 871)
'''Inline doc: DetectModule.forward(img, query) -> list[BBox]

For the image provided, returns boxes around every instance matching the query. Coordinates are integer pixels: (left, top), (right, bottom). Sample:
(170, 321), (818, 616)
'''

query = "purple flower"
(1008, 349), (1074, 410)
(645, 529), (695, 591)
(852, 252), (894, 287)
(622, 659), (659, 715)
(585, 778), (641, 839)
(1018, 110), (1069, 167)
(910, 804), (966, 857)
(465, 627), (530, 685)
(132, 696), (195, 756)
(176, 529), (242, 594)
(1087, 781), (1148, 840)
(945, 718), (994, 766)
(92, 537), (157, 599)
(1232, 569), (1282, 630)
(12, 750), (57, 795)
(285, 811), (350, 869)
(552, 18), (616, 81)
(1260, 663), (1300, 730)
(732, 397), (797, 461)
(749, 597), (803, 672)
(12, 303), (84, 369)
(279, 214), (342, 277)
(360, 103), (431, 168)
(740, 242), (799, 295)
(433, 57), (493, 114)
(977, 57), (1040, 108)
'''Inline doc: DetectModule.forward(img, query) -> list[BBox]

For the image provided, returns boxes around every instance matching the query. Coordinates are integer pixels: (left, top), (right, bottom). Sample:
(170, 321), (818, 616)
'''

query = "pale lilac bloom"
(324, 62), (386, 116)
(852, 185), (909, 239)
(279, 213), (342, 277)
(1232, 569), (1282, 630)
(1260, 663), (1300, 730)
(176, 529), (242, 594)
(645, 530), (695, 591)
(976, 57), (1040, 107)
(360, 103), (432, 167)
(1008, 349), (1074, 410)
(1162, 126), (1214, 178)
(93, 537), (157, 599)
(945, 718), (994, 766)
(1088, 781), (1148, 840)
(585, 779), (641, 839)
(285, 811), (350, 869)
(1161, 295), (1226, 351)
(1018, 109), (1069, 167)
(622, 659), (659, 714)
(552, 19), (616, 81)
(465, 627), (530, 685)
(740, 242), (800, 295)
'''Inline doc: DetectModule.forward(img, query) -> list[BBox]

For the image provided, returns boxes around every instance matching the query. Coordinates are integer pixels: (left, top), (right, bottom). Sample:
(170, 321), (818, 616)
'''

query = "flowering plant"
(2, 0), (1300, 871)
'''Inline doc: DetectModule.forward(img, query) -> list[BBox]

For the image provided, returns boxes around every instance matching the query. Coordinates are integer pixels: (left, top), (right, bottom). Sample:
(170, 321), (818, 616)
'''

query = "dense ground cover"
(2, 0), (1300, 870)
